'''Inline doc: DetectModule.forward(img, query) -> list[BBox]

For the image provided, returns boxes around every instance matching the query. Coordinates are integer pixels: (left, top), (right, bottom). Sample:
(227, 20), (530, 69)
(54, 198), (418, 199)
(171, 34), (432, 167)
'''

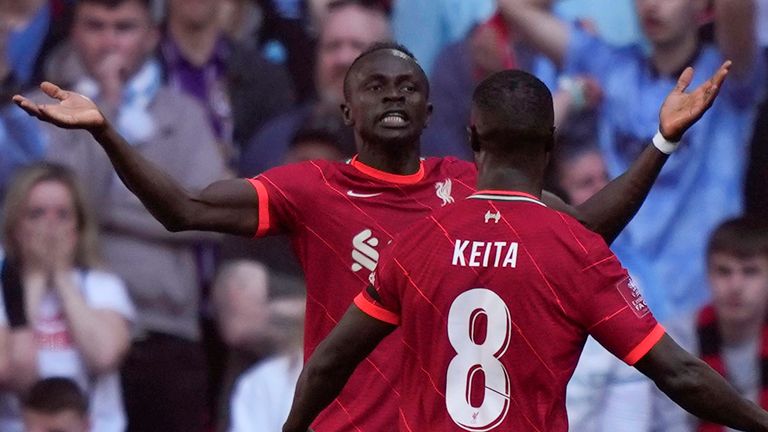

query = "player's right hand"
(13, 82), (108, 132)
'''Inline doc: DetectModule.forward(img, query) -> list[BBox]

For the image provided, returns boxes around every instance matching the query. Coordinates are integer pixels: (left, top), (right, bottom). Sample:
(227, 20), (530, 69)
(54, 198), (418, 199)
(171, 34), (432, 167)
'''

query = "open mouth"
(379, 110), (410, 127)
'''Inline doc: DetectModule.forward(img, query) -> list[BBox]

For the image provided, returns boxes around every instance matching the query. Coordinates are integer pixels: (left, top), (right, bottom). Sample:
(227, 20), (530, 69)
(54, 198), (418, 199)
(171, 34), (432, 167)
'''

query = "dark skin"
(12, 51), (729, 244)
(283, 86), (768, 432)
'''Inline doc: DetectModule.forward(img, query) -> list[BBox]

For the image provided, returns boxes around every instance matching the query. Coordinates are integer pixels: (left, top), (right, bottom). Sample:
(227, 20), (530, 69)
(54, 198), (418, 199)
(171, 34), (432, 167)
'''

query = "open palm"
(659, 60), (731, 142)
(13, 81), (107, 131)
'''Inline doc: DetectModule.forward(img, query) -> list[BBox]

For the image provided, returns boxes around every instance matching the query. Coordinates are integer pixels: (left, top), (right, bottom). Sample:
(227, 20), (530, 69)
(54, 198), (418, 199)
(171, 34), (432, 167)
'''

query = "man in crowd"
(22, 377), (90, 432)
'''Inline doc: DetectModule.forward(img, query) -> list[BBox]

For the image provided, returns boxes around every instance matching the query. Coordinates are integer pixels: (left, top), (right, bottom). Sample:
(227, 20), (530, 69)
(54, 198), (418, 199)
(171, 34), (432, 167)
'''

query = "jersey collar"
(349, 155), (425, 185)
(468, 190), (546, 206)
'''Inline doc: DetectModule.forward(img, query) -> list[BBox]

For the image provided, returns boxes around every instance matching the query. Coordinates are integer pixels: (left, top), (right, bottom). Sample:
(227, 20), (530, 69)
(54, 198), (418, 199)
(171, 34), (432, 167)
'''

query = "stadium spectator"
(228, 294), (305, 432)
(653, 217), (768, 431)
(239, 0), (390, 175)
(500, 0), (767, 314)
(282, 68), (768, 432)
(161, 0), (295, 153)
(745, 0), (768, 218)
(0, 163), (133, 432)
(12, 40), (727, 432)
(390, 0), (495, 75)
(9, 0), (231, 430)
(22, 377), (90, 432)
(0, 0), (73, 91)
(422, 6), (602, 160)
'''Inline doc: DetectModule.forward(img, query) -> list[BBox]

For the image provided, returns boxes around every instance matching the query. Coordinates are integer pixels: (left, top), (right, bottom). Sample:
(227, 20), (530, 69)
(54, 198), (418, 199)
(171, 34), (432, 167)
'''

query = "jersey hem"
(246, 178), (270, 237)
(623, 323), (665, 365)
(354, 293), (400, 325)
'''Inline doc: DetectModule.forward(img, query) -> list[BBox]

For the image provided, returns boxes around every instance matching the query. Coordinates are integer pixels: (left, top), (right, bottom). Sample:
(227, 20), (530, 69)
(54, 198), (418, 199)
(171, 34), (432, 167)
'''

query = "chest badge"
(435, 179), (455, 206)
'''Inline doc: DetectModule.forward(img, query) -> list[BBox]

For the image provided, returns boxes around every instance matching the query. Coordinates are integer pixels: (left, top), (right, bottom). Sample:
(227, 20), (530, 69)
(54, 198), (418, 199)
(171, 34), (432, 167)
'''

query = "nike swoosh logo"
(347, 191), (383, 198)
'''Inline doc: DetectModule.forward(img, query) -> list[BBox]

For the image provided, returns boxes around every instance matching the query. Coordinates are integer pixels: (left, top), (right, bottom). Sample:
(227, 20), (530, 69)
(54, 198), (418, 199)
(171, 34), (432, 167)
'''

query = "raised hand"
(13, 82), (107, 132)
(659, 60), (731, 142)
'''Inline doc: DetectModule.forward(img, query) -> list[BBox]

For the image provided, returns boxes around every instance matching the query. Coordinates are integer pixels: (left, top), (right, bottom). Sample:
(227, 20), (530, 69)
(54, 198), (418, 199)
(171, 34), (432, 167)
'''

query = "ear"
(424, 103), (434, 128)
(469, 125), (481, 152)
(340, 103), (353, 126)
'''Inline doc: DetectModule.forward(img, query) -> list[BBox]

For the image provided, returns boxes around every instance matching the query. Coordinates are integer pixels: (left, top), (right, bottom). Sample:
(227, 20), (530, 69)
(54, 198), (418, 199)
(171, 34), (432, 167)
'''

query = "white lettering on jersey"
(352, 229), (380, 272)
(435, 179), (455, 206)
(452, 239), (518, 268)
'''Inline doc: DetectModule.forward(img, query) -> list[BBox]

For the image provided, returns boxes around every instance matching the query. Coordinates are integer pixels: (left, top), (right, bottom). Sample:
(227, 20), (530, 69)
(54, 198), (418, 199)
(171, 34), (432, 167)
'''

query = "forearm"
(577, 144), (668, 244)
(56, 276), (129, 374)
(283, 359), (358, 432)
(91, 123), (201, 232)
(498, 0), (569, 66)
(657, 358), (768, 431)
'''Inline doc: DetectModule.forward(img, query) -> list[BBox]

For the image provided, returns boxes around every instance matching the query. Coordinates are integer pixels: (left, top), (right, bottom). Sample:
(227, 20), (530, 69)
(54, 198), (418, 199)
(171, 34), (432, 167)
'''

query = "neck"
(356, 141), (421, 175)
(651, 31), (699, 76)
(168, 17), (220, 67)
(719, 315), (765, 347)
(475, 152), (544, 197)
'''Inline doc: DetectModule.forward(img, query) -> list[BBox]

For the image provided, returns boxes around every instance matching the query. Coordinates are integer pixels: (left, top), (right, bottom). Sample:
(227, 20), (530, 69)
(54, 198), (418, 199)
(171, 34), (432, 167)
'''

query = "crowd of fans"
(0, 0), (766, 431)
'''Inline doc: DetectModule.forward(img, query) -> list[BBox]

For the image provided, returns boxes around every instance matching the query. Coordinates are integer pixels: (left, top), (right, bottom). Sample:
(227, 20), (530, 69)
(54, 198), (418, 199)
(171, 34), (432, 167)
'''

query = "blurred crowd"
(0, 0), (767, 431)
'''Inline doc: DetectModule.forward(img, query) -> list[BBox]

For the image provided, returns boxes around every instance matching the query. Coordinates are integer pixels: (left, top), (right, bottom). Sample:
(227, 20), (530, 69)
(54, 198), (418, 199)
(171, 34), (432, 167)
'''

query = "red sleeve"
(244, 162), (320, 237)
(354, 244), (403, 325)
(576, 242), (664, 365)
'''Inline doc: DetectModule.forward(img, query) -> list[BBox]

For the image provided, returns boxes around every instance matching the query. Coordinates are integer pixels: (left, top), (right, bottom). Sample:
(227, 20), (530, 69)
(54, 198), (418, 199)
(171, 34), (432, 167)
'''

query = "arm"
(13, 83), (260, 237)
(497, 0), (570, 67)
(0, 328), (38, 392)
(635, 334), (768, 431)
(282, 305), (396, 432)
(715, 0), (758, 79)
(548, 62), (731, 244)
(54, 272), (131, 375)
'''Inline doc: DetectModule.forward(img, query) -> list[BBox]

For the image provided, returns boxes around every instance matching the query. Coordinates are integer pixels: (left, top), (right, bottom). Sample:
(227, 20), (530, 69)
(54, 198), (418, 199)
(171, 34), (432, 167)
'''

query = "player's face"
(558, 150), (609, 206)
(23, 409), (90, 432)
(709, 253), (768, 325)
(343, 51), (432, 148)
(315, 6), (391, 103)
(72, 0), (159, 82)
(635, 0), (702, 47)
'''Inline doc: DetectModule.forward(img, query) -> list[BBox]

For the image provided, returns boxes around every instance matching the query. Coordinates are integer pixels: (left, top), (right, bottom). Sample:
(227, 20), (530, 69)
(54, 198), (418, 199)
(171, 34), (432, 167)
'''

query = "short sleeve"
(82, 270), (135, 322)
(246, 161), (320, 237)
(354, 246), (402, 326)
(575, 245), (664, 365)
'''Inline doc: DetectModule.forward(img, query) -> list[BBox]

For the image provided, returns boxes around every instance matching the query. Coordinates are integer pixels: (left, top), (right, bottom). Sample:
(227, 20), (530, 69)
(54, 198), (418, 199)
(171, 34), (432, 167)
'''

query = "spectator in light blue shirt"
(500, 0), (767, 314)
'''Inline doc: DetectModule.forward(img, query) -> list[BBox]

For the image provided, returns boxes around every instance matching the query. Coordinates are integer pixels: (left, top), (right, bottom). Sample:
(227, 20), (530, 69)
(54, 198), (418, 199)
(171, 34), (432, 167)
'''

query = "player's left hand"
(658, 60), (730, 142)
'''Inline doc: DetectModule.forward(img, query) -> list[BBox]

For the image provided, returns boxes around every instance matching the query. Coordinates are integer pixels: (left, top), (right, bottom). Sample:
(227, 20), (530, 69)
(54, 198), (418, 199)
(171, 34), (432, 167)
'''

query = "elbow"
(86, 346), (129, 375)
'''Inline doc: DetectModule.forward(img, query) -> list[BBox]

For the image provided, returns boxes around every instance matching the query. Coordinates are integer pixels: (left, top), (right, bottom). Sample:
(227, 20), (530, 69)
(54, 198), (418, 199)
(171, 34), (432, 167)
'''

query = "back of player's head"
(471, 69), (555, 155)
(707, 217), (768, 260)
(23, 377), (89, 417)
(342, 41), (428, 100)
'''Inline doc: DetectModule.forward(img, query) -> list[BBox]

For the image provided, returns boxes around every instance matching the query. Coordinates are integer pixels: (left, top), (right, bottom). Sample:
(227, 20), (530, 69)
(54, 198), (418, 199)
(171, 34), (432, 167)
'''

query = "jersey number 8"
(446, 288), (512, 431)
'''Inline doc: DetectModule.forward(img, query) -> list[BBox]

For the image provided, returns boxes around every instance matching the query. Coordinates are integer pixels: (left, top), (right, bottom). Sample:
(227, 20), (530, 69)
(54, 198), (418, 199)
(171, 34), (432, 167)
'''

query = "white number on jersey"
(446, 288), (512, 431)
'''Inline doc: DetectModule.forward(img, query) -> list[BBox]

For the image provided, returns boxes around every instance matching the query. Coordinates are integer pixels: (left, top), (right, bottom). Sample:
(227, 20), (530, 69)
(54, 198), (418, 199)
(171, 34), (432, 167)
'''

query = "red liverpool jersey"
(248, 156), (477, 431)
(355, 190), (664, 432)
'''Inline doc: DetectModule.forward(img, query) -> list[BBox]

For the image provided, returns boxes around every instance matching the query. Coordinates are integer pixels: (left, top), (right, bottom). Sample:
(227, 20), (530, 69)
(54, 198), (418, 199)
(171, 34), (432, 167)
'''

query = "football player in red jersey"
(14, 43), (729, 431)
(282, 69), (768, 432)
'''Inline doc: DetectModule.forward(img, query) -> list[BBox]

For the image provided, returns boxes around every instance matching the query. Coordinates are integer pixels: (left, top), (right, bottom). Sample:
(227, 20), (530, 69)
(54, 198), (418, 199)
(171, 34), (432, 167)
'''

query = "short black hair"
(22, 377), (89, 416)
(471, 69), (555, 154)
(342, 41), (428, 100)
(707, 217), (768, 259)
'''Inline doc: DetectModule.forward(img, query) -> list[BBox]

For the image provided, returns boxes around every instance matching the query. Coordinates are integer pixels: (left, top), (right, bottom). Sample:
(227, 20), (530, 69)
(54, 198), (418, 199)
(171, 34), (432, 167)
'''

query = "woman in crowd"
(0, 162), (134, 432)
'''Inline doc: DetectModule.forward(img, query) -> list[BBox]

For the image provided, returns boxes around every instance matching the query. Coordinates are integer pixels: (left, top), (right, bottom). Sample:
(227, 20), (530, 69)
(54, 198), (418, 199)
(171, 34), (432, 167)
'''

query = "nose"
(382, 85), (405, 103)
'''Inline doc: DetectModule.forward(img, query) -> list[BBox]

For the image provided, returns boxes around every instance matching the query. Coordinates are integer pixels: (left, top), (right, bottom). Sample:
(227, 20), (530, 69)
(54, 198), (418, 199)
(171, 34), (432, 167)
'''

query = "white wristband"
(652, 129), (680, 154)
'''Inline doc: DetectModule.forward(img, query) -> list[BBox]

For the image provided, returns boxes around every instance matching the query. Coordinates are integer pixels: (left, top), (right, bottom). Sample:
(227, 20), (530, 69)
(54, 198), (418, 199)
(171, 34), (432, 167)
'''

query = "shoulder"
(81, 269), (135, 319)
(424, 156), (476, 179)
